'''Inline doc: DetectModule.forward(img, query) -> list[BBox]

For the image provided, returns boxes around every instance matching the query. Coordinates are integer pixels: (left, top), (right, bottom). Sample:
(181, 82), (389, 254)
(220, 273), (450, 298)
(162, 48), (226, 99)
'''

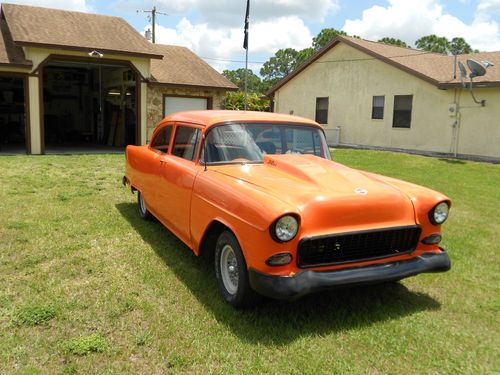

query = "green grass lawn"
(0, 149), (498, 374)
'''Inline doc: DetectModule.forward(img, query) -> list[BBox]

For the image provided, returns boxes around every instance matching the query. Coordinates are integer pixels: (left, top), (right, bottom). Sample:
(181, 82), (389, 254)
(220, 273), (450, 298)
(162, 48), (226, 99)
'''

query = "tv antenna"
(137, 6), (168, 43)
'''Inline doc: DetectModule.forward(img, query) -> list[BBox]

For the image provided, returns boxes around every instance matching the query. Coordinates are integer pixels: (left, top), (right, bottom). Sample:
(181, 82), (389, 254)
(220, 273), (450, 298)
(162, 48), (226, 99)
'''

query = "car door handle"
(160, 159), (168, 165)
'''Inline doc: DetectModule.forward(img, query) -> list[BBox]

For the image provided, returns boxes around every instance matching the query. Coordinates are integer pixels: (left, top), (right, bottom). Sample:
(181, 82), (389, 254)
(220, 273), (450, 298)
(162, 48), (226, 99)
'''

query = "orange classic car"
(124, 110), (451, 307)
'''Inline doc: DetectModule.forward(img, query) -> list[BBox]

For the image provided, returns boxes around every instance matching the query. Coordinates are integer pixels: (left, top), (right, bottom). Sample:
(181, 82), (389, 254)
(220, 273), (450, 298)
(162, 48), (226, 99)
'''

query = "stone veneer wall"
(146, 85), (226, 142)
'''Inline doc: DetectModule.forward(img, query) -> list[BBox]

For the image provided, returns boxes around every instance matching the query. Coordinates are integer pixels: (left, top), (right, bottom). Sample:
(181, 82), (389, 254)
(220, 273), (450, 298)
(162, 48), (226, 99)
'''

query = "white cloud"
(153, 16), (312, 72)
(115, 0), (339, 27)
(342, 0), (500, 52)
(0, 0), (89, 11)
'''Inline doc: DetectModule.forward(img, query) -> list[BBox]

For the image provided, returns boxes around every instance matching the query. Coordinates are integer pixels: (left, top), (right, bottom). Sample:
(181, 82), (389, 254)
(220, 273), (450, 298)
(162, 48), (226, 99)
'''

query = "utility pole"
(138, 6), (168, 43)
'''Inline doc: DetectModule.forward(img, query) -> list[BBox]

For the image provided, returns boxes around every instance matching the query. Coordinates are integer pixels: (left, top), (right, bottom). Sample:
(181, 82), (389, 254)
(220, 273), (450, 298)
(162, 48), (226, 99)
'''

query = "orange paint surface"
(125, 110), (450, 277)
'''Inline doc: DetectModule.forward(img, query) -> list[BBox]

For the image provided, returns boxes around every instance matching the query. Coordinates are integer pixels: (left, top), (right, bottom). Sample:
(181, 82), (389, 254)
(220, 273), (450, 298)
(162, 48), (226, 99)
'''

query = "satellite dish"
(467, 59), (487, 78)
(458, 61), (467, 79)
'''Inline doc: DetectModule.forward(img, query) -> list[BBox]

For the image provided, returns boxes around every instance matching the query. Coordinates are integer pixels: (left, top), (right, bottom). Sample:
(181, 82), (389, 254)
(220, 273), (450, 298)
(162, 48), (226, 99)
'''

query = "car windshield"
(203, 122), (330, 163)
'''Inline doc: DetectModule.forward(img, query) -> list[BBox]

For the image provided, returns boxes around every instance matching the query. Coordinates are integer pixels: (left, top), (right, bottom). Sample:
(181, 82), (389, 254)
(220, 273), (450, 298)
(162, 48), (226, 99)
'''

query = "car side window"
(150, 125), (173, 153)
(172, 126), (201, 161)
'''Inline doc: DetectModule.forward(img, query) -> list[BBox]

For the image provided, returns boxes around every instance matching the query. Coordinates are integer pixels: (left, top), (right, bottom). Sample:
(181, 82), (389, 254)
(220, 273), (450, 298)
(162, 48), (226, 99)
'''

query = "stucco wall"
(146, 85), (226, 142)
(274, 43), (500, 159)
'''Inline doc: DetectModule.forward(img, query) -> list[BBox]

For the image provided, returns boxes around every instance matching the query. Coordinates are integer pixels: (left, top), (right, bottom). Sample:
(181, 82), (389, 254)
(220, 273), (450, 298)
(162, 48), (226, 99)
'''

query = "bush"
(225, 91), (271, 112)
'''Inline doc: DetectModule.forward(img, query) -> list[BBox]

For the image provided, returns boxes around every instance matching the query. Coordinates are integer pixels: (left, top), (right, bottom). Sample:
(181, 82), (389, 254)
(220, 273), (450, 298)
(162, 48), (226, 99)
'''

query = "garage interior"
(42, 61), (137, 153)
(0, 76), (26, 154)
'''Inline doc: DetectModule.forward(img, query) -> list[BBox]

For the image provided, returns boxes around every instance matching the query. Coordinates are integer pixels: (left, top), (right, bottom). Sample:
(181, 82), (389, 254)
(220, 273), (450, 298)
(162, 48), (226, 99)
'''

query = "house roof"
(0, 3), (162, 59)
(150, 44), (237, 90)
(267, 36), (500, 95)
(0, 16), (31, 67)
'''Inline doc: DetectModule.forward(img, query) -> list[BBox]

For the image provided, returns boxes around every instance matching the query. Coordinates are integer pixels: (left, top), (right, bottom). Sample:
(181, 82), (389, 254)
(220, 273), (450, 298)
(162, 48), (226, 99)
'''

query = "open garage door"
(164, 96), (209, 116)
(42, 60), (138, 153)
(0, 75), (27, 154)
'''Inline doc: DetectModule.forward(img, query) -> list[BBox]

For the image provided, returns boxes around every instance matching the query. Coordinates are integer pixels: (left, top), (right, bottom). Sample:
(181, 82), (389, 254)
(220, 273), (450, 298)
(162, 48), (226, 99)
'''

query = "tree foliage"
(295, 47), (315, 67)
(224, 91), (270, 112)
(259, 48), (299, 88)
(222, 68), (263, 93)
(378, 37), (408, 48)
(312, 28), (347, 50)
(415, 35), (477, 55)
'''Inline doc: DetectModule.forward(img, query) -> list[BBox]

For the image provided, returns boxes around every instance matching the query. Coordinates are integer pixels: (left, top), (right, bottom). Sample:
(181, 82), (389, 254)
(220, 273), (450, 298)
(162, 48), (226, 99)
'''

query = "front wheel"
(137, 191), (153, 221)
(215, 230), (259, 308)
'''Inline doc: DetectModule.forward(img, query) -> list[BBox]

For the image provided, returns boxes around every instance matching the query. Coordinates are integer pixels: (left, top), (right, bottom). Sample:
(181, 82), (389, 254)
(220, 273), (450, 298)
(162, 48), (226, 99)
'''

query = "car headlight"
(429, 201), (450, 225)
(271, 215), (299, 242)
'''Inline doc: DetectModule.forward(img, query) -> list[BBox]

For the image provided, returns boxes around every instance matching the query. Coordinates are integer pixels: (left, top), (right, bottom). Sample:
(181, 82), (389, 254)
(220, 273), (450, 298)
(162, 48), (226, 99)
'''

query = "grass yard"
(0, 149), (498, 374)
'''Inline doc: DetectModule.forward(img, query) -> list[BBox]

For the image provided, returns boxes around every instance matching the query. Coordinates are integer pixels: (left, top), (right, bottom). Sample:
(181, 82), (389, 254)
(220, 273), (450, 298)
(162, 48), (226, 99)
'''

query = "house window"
(372, 96), (384, 119)
(315, 97), (328, 124)
(393, 95), (413, 128)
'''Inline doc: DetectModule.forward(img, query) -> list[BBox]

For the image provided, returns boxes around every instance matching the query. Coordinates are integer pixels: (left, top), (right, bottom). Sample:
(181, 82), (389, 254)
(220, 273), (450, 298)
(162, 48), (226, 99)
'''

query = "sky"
(2, 0), (500, 74)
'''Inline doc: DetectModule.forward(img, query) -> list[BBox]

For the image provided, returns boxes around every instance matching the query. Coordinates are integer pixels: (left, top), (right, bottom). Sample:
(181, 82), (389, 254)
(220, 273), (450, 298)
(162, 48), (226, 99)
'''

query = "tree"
(312, 28), (347, 50)
(260, 48), (299, 88)
(378, 37), (408, 48)
(449, 37), (477, 54)
(415, 34), (450, 54)
(295, 47), (315, 67)
(222, 68), (263, 93)
(415, 34), (477, 55)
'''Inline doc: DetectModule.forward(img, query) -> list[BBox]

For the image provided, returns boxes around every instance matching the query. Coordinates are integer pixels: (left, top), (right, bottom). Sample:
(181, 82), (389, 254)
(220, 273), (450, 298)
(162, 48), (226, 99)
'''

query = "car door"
(155, 123), (202, 246)
(147, 123), (174, 218)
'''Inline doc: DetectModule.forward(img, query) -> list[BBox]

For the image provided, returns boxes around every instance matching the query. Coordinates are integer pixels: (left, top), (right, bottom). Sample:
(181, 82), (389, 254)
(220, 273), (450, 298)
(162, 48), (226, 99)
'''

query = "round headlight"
(273, 215), (299, 242)
(430, 202), (450, 225)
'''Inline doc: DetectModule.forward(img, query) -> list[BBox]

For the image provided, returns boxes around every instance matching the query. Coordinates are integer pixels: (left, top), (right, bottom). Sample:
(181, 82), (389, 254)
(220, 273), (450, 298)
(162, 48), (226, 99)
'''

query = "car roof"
(160, 110), (322, 129)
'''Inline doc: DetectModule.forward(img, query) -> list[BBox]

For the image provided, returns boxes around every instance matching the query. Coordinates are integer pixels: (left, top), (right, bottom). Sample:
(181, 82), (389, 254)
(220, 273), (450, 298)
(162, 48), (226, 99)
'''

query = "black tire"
(215, 230), (259, 308)
(137, 191), (153, 221)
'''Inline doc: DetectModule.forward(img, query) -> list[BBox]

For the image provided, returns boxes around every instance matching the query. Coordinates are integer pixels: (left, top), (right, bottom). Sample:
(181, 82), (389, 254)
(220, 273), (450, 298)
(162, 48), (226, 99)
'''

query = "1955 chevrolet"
(124, 110), (451, 307)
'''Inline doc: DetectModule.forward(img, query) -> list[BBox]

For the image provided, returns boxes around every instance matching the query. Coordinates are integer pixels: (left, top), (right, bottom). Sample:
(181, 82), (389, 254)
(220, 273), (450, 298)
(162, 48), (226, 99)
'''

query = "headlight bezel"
(429, 201), (450, 225)
(270, 214), (300, 243)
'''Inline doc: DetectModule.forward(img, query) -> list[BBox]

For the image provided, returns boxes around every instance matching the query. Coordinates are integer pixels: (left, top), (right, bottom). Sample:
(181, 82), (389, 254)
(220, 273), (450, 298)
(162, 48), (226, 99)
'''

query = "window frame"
(149, 123), (174, 154)
(315, 97), (329, 125)
(371, 95), (385, 120)
(392, 95), (413, 129)
(170, 123), (203, 162)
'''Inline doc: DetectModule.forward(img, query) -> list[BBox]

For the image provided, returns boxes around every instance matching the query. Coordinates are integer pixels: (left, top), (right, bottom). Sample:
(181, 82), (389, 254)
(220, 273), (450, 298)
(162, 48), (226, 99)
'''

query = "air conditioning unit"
(448, 103), (457, 117)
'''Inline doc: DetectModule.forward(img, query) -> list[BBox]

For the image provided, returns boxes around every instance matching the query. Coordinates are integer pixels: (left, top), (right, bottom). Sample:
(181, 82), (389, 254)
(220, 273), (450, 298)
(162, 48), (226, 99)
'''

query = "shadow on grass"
(116, 202), (441, 345)
(438, 158), (467, 165)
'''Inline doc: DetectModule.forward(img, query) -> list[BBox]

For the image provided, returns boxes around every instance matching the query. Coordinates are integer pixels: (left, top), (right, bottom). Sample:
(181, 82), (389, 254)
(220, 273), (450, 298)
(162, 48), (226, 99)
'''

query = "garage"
(0, 75), (28, 154)
(164, 96), (210, 116)
(42, 60), (138, 153)
(1, 3), (237, 154)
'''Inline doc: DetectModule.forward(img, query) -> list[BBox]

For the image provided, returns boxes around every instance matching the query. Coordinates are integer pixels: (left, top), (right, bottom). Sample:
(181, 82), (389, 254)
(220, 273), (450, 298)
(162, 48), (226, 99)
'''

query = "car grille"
(297, 226), (421, 268)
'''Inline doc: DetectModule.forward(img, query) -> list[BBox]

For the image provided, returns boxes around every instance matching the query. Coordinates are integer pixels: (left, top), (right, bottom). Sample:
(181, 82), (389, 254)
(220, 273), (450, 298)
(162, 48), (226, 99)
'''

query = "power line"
(199, 50), (434, 66)
(200, 56), (266, 64)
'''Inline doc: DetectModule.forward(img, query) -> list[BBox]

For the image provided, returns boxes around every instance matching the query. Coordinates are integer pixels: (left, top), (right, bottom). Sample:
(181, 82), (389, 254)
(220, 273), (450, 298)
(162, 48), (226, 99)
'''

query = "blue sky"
(2, 0), (500, 73)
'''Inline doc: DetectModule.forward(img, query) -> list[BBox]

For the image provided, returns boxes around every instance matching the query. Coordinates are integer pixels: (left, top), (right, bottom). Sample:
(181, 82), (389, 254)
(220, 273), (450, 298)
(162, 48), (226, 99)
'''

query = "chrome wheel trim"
(139, 193), (146, 215)
(220, 244), (239, 295)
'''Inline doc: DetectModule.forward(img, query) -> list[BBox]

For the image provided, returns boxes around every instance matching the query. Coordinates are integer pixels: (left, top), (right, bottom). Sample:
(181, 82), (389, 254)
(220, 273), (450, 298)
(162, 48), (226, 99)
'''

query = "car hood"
(211, 154), (417, 235)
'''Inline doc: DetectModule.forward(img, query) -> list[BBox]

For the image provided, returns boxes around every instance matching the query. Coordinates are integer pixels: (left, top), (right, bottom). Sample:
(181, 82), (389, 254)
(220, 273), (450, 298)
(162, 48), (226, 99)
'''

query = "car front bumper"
(248, 251), (451, 300)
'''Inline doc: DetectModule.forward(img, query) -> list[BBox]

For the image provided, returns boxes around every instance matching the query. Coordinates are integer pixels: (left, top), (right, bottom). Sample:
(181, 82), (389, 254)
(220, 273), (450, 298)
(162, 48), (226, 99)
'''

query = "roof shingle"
(150, 44), (237, 90)
(0, 15), (31, 67)
(1, 3), (162, 59)
(268, 36), (500, 94)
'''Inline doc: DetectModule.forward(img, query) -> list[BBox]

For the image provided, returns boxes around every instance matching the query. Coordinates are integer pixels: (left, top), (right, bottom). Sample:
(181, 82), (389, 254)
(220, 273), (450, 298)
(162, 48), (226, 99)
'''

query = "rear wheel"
(215, 230), (259, 308)
(137, 191), (153, 221)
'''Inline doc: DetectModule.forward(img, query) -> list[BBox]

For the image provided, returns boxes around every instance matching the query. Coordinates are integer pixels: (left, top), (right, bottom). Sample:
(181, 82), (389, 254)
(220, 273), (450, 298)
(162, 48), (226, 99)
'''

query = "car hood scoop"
(212, 154), (417, 233)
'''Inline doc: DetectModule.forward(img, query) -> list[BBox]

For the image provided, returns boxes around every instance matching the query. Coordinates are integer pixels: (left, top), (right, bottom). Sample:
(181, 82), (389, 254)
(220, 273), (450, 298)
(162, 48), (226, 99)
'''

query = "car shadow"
(116, 202), (441, 345)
